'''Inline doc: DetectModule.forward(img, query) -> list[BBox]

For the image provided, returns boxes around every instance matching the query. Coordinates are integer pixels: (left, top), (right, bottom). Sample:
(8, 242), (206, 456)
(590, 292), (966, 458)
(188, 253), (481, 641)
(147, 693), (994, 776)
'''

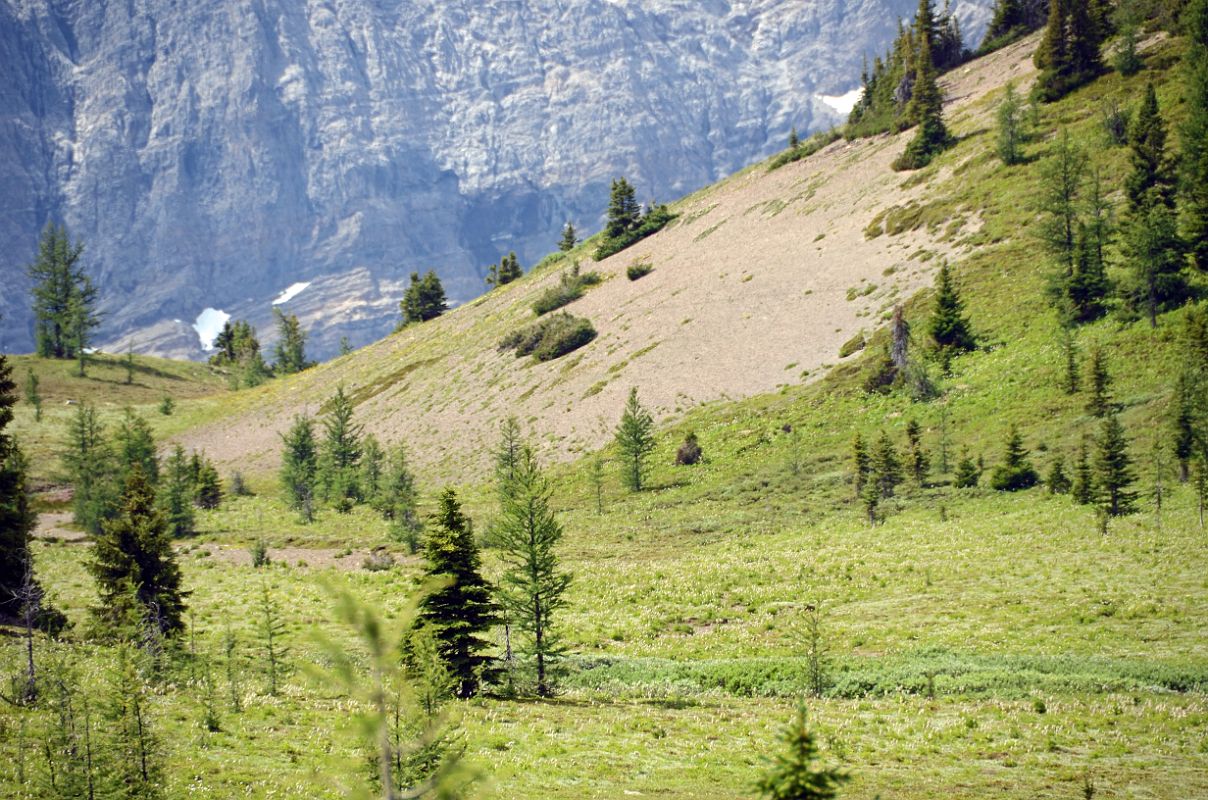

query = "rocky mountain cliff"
(0, 0), (991, 360)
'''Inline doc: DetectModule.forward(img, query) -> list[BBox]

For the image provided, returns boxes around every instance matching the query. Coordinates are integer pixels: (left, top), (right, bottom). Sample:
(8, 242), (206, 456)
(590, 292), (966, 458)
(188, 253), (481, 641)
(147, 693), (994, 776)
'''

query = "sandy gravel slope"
(177, 35), (1041, 484)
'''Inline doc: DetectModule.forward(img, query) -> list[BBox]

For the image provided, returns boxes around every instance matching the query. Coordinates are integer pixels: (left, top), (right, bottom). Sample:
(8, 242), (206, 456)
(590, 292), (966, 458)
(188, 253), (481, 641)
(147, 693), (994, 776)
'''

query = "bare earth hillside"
(178, 35), (1042, 484)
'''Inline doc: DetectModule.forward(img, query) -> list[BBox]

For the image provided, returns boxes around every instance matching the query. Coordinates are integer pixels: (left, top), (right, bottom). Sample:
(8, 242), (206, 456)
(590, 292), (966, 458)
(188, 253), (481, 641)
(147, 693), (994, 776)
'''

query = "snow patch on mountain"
(272, 283), (312, 306)
(193, 309), (230, 351)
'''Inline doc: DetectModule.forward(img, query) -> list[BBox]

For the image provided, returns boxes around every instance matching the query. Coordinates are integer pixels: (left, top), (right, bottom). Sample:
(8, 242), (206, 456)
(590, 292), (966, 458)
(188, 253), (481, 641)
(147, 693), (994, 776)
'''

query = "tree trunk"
(534, 596), (546, 697)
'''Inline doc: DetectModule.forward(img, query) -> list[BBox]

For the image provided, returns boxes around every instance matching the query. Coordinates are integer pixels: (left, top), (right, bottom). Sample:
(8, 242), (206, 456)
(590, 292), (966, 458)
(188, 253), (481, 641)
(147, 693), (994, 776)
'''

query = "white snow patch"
(272, 282), (311, 305)
(193, 308), (230, 351)
(817, 88), (863, 115)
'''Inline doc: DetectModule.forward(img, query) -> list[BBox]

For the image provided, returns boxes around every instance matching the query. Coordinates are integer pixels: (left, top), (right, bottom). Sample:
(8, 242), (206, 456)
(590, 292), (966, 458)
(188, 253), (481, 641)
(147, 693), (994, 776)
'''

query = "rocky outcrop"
(0, 0), (992, 360)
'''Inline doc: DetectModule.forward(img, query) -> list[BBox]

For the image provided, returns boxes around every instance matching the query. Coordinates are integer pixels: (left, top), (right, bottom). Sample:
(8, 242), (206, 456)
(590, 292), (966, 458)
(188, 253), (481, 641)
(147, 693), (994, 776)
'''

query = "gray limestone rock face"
(0, 0), (992, 360)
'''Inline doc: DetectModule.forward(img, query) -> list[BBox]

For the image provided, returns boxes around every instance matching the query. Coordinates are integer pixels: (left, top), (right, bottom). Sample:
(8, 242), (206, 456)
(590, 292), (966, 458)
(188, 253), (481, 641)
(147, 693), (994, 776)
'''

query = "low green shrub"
(499, 313), (598, 362)
(838, 332), (866, 358)
(767, 128), (842, 171)
(627, 260), (654, 281)
(532, 262), (602, 315)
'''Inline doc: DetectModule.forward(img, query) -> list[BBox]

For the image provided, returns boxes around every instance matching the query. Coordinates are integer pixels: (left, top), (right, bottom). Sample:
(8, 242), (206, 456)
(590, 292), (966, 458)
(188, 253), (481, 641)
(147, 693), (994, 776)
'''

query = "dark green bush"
(499, 313), (597, 362)
(838, 331), (866, 358)
(532, 263), (602, 316)
(627, 261), (654, 281)
(767, 129), (842, 171)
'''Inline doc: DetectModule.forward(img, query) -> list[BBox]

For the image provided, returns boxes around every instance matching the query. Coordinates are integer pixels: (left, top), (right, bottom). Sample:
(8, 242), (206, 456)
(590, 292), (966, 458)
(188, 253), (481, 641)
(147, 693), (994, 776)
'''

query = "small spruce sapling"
(1095, 414), (1137, 517)
(615, 387), (656, 492)
(755, 704), (848, 800)
(24, 369), (41, 422)
(1086, 348), (1113, 417)
(989, 426), (1039, 491)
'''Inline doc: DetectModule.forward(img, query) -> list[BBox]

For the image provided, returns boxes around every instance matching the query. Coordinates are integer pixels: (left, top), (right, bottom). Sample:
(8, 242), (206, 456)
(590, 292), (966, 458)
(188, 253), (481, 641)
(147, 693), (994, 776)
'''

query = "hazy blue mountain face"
(0, 0), (991, 359)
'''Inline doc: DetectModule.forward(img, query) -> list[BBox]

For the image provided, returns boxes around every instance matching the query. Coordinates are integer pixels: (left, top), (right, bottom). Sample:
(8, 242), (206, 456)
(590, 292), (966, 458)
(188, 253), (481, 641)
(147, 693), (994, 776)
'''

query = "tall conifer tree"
(90, 465), (189, 638)
(417, 489), (499, 698)
(1182, 0), (1208, 270)
(1096, 414), (1137, 516)
(280, 415), (318, 522)
(615, 388), (656, 492)
(929, 262), (975, 366)
(491, 448), (572, 697)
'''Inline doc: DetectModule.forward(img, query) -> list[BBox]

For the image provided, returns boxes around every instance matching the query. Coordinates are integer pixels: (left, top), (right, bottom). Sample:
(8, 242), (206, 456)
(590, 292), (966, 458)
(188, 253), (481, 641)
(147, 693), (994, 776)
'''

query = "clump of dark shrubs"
(532, 262), (602, 315)
(627, 260), (654, 281)
(499, 313), (597, 362)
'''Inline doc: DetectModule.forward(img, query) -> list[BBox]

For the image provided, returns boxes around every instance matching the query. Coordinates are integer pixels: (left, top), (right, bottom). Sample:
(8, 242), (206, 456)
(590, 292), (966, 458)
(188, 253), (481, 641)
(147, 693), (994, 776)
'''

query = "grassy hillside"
(4, 29), (1207, 800)
(162, 36), (1056, 486)
(6, 352), (230, 485)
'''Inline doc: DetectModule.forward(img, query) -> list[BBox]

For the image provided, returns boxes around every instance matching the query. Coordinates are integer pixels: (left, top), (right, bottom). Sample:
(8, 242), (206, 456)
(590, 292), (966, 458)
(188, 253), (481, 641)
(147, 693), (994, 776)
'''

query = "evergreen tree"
(115, 408), (159, 485)
(1172, 369), (1197, 481)
(485, 252), (523, 289)
(989, 426), (1039, 491)
(861, 473), (881, 525)
(280, 414), (318, 522)
(209, 319), (270, 388)
(1126, 83), (1176, 212)
(1034, 0), (1104, 102)
(1072, 437), (1096, 504)
(499, 252), (523, 284)
(1047, 455), (1072, 494)
(954, 448), (981, 488)
(61, 404), (118, 535)
(615, 387), (656, 492)
(0, 353), (49, 624)
(400, 270), (448, 326)
(983, 0), (1047, 50)
(1120, 203), (1189, 327)
(26, 223), (98, 360)
(605, 178), (641, 239)
(1086, 347), (1113, 417)
(906, 420), (930, 485)
(24, 368), (42, 422)
(359, 434), (385, 507)
(380, 444), (422, 552)
(493, 416), (525, 501)
(1112, 0), (1144, 76)
(417, 489), (500, 698)
(851, 433), (871, 497)
(755, 704), (849, 800)
(1065, 224), (1112, 323)
(316, 586), (471, 800)
(558, 222), (578, 252)
(160, 445), (195, 538)
(491, 447), (572, 697)
(1181, 0), (1208, 271)
(1062, 327), (1080, 394)
(893, 7), (951, 171)
(996, 82), (1025, 165)
(1038, 131), (1087, 281)
(90, 464), (189, 638)
(105, 646), (165, 800)
(194, 458), (223, 510)
(929, 262), (975, 365)
(318, 385), (363, 508)
(789, 126), (800, 149)
(1095, 414), (1137, 516)
(871, 431), (903, 499)
(272, 309), (310, 375)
